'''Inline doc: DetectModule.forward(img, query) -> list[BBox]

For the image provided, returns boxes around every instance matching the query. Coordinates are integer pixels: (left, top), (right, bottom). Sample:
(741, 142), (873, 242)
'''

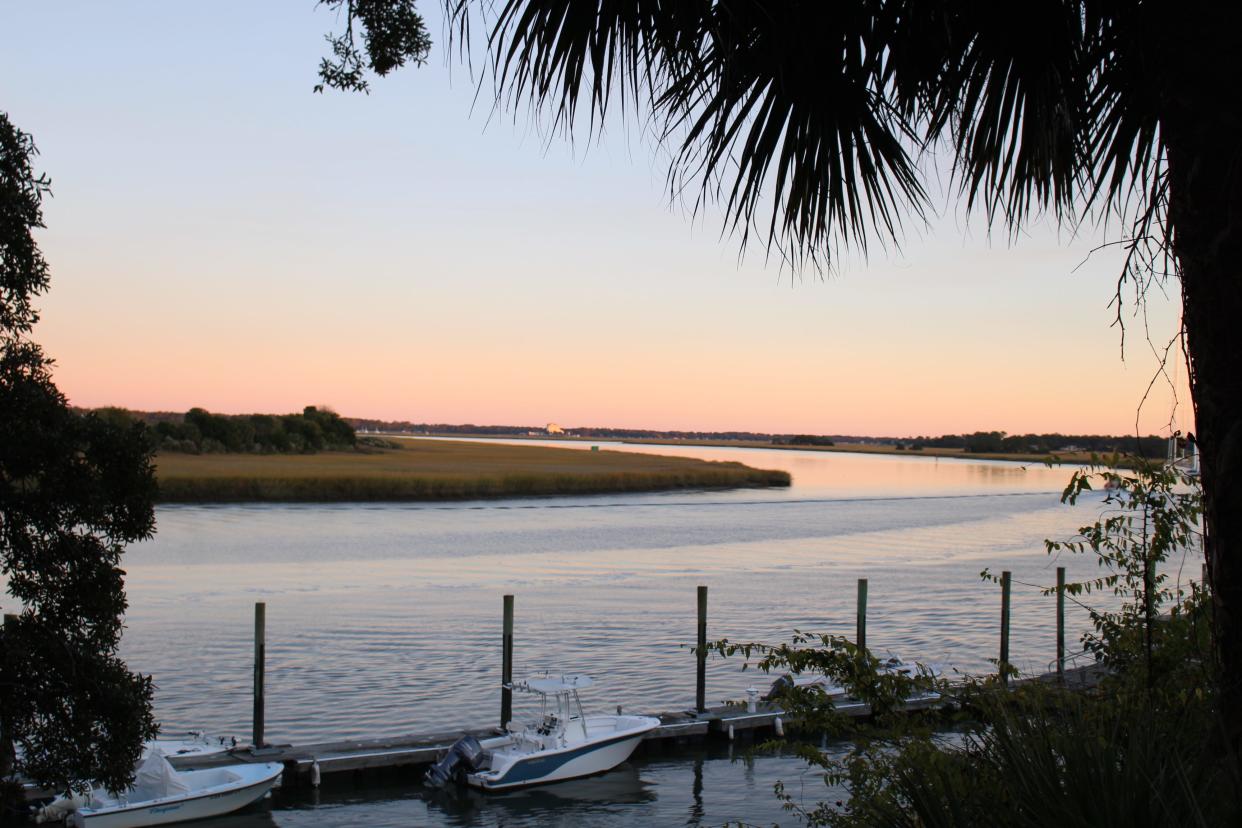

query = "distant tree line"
(345, 418), (780, 442)
(568, 427), (777, 441)
(93, 406), (356, 454)
(341, 418), (1170, 457)
(774, 434), (836, 447)
(906, 431), (1168, 457)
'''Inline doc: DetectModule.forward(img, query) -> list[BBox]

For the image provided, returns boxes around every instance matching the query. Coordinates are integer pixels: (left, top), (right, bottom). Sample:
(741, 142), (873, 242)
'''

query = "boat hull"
(68, 764), (282, 828)
(468, 720), (656, 791)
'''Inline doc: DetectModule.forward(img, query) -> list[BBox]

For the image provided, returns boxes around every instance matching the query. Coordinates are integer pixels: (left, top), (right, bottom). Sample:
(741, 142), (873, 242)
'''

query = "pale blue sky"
(1, 2), (1188, 435)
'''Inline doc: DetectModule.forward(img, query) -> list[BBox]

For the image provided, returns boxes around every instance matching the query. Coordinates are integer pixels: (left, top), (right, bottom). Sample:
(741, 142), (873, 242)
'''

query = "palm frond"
(906, 0), (1088, 230)
(446, 1), (1171, 272)
(1080, 3), (1163, 216)
(660, 2), (927, 267)
(452, 1), (928, 269)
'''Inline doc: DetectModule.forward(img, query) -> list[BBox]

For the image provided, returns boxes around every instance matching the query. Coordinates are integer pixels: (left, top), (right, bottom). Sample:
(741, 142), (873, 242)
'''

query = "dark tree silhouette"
(324, 0), (1242, 744)
(0, 114), (158, 812)
(315, 0), (431, 93)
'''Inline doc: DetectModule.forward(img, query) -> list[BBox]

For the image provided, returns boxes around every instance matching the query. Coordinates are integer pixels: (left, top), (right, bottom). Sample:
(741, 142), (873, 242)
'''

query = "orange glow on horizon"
(9, 2), (1191, 442)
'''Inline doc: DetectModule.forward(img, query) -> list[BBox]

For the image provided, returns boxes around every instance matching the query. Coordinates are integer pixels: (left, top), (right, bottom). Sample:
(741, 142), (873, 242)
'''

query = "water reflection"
(424, 763), (656, 823)
(184, 807), (277, 827)
(405, 436), (1075, 499)
(688, 754), (704, 826)
(260, 745), (820, 827)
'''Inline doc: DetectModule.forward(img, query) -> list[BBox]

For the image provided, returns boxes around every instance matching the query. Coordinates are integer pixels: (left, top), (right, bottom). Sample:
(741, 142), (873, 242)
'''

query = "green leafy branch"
(314, 0), (431, 94)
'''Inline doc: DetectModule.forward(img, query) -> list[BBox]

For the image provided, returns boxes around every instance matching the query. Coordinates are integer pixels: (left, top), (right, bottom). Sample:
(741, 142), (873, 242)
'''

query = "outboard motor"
(424, 735), (487, 788)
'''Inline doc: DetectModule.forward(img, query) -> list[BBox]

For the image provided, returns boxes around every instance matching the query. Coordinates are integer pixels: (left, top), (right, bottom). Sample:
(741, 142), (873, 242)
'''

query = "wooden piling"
(253, 602), (266, 749)
(999, 571), (1011, 685)
(856, 578), (868, 653)
(696, 586), (708, 714)
(1056, 566), (1066, 683)
(501, 595), (514, 729)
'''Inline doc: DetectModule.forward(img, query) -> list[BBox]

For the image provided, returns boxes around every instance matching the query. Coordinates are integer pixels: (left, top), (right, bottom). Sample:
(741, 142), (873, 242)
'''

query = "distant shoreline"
(403, 431), (1106, 467)
(154, 438), (791, 503)
(619, 437), (1102, 465)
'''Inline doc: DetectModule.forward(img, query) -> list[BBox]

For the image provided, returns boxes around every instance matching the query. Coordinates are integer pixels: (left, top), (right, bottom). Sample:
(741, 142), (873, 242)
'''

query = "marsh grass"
(155, 439), (790, 502)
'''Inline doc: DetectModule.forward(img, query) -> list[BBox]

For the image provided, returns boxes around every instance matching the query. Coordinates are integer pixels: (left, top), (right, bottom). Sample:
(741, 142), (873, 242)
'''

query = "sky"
(1, 2), (1191, 437)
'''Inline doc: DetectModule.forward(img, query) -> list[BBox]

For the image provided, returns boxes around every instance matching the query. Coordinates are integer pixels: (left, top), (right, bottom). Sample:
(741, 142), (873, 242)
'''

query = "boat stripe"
(488, 731), (638, 786)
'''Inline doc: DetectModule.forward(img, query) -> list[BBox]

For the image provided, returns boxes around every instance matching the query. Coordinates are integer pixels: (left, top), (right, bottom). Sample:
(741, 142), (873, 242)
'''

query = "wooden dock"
(168, 688), (966, 787)
(170, 662), (1104, 789)
(18, 572), (1111, 802)
(164, 573), (1103, 789)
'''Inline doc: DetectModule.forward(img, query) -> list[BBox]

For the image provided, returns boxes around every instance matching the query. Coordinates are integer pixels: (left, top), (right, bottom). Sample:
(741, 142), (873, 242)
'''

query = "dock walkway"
(170, 666), (1097, 787)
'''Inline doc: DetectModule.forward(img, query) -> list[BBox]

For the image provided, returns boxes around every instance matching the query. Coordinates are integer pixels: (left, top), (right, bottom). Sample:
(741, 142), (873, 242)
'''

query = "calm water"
(112, 441), (1198, 825)
(186, 744), (846, 827)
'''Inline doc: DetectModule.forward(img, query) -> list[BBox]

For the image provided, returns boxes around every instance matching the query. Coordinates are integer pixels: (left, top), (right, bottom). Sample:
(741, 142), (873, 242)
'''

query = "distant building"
(546, 423), (565, 435)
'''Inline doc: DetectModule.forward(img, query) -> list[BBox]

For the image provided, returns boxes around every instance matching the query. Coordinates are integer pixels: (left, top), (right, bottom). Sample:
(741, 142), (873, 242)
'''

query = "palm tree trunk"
(1166, 131), (1242, 749)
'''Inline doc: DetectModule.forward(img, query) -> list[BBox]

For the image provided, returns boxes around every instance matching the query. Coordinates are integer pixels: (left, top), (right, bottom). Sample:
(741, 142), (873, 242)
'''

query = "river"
(116, 441), (1189, 825)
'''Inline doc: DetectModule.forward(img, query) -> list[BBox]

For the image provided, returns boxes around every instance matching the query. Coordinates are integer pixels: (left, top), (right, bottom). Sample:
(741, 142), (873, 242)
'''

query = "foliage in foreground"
(800, 598), (1231, 828)
(714, 462), (1235, 826)
(0, 113), (158, 814)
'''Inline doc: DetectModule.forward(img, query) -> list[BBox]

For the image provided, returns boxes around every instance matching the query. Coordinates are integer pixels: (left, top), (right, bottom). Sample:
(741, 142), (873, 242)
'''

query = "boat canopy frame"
(504, 673), (593, 741)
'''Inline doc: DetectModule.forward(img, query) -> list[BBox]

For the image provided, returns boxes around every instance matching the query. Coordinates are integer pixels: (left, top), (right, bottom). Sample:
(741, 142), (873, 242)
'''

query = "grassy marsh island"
(154, 439), (791, 502)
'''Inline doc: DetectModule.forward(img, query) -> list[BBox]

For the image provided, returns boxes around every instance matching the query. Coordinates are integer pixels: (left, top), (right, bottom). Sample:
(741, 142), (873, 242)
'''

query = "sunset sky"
(2, 2), (1190, 437)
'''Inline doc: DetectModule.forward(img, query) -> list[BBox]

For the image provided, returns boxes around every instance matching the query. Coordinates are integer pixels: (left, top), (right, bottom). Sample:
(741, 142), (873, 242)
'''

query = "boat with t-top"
(425, 673), (658, 791)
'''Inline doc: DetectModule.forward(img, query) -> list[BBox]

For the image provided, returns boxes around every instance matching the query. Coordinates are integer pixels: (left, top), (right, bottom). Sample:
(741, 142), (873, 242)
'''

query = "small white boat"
(37, 749), (282, 827)
(425, 674), (658, 792)
(19, 733), (233, 796)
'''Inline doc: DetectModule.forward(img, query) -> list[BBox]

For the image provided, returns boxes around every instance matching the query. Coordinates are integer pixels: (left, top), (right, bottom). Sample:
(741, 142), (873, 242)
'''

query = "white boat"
(425, 674), (658, 792)
(37, 749), (282, 827)
(19, 733), (233, 796)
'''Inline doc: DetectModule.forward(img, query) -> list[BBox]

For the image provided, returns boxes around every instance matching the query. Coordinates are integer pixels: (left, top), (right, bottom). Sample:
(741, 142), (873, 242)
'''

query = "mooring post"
(696, 585), (708, 714)
(252, 601), (266, 749)
(501, 594), (514, 730)
(856, 578), (869, 654)
(999, 571), (1011, 685)
(1056, 566), (1066, 683)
